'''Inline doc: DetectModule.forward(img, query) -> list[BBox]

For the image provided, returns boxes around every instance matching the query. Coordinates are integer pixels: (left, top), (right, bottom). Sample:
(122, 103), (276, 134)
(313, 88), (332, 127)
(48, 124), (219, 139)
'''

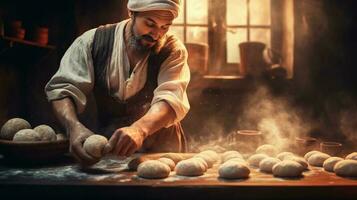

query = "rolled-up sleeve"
(45, 29), (95, 114)
(151, 47), (191, 127)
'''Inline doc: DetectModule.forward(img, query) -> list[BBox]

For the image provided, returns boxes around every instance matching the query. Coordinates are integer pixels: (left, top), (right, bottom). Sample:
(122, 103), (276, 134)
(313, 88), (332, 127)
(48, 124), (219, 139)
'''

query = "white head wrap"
(127, 0), (181, 18)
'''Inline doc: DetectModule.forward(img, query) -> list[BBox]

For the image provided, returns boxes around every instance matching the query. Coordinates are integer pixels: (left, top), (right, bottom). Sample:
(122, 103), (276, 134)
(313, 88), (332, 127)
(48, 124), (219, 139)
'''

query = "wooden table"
(0, 154), (356, 200)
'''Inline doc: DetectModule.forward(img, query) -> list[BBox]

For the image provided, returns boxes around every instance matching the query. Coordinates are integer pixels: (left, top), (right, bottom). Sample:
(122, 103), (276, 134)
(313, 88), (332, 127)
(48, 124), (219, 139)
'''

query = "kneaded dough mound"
(218, 161), (250, 179)
(34, 125), (57, 141)
(308, 153), (330, 167)
(248, 154), (269, 167)
(277, 152), (295, 161)
(272, 160), (304, 177)
(1, 118), (31, 140)
(13, 129), (41, 141)
(175, 159), (206, 176)
(157, 157), (176, 171)
(345, 152), (357, 161)
(83, 134), (108, 158)
(304, 150), (321, 161)
(137, 160), (171, 179)
(323, 157), (344, 172)
(259, 157), (281, 173)
(333, 160), (357, 177)
(256, 144), (278, 157)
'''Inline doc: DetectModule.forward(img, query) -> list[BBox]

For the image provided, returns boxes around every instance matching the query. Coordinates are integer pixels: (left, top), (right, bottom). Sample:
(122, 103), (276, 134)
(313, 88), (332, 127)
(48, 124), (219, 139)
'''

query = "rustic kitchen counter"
(0, 154), (356, 200)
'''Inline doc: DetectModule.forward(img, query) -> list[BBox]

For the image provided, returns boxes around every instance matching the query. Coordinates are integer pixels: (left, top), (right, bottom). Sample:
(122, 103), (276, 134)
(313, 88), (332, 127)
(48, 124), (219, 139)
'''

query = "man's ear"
(128, 11), (134, 18)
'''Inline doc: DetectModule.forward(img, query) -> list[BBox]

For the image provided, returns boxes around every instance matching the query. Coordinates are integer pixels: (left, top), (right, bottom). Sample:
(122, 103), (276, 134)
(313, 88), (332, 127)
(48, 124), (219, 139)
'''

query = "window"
(170, 0), (209, 45)
(169, 0), (294, 78)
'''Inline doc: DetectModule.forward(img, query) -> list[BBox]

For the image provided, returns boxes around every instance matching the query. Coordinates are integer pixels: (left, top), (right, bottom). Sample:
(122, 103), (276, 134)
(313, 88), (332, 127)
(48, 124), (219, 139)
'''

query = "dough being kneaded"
(218, 161), (250, 179)
(137, 160), (171, 179)
(272, 160), (304, 177)
(83, 134), (108, 158)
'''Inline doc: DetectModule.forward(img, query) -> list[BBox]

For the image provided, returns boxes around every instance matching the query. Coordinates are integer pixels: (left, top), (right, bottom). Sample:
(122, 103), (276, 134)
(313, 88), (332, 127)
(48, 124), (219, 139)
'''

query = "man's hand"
(104, 126), (147, 157)
(69, 122), (99, 166)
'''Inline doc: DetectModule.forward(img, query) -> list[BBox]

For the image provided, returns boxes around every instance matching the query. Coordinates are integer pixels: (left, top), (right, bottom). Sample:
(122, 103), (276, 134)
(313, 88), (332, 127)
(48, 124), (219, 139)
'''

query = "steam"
(237, 86), (311, 151)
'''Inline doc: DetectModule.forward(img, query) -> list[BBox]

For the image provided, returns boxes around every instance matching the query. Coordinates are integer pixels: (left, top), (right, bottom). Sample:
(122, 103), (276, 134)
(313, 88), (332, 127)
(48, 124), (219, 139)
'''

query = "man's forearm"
(51, 97), (81, 132)
(131, 101), (176, 137)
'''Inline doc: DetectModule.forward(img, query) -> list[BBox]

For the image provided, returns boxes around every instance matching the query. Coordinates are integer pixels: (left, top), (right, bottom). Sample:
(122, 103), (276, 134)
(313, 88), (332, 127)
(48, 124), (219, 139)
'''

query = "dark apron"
(82, 23), (186, 153)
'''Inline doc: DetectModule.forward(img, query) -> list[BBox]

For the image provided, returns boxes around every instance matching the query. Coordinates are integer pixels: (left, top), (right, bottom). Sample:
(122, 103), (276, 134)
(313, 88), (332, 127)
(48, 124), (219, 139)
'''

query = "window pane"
(227, 0), (247, 25)
(187, 0), (208, 24)
(250, 0), (271, 25)
(173, 0), (185, 24)
(250, 28), (271, 46)
(169, 26), (184, 42)
(227, 28), (247, 63)
(186, 26), (208, 45)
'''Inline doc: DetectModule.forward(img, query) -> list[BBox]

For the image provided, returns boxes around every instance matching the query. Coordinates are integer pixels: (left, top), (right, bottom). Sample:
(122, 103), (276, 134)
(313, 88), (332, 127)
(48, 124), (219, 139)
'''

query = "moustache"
(138, 35), (157, 43)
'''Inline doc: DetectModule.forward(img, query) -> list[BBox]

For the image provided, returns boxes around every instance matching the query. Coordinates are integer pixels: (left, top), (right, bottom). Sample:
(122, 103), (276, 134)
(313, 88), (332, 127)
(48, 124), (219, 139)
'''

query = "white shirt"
(45, 19), (190, 127)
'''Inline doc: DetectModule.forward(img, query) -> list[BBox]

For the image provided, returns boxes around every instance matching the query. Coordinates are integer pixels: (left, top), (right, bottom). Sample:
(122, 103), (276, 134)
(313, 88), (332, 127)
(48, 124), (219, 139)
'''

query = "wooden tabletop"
(0, 153), (356, 200)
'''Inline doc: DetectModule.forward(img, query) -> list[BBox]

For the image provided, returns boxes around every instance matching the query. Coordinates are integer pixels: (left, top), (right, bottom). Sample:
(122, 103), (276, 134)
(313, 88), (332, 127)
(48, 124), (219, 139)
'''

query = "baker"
(45, 0), (190, 165)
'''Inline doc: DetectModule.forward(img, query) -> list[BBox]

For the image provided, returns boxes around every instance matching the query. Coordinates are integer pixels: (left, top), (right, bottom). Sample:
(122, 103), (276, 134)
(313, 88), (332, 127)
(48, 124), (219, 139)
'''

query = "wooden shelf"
(1, 35), (56, 50)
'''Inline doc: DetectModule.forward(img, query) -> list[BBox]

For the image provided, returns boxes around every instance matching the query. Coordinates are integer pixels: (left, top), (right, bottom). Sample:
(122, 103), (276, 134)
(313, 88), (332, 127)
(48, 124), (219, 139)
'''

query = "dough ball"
(323, 157), (344, 172)
(33, 125), (57, 141)
(272, 160), (304, 177)
(218, 161), (250, 179)
(277, 152), (295, 160)
(137, 160), (171, 179)
(83, 134), (108, 158)
(345, 152), (357, 161)
(13, 129), (41, 141)
(308, 153), (330, 167)
(283, 156), (308, 170)
(128, 157), (152, 171)
(160, 153), (185, 164)
(191, 157), (208, 171)
(175, 159), (206, 176)
(194, 153), (215, 168)
(259, 157), (281, 173)
(157, 157), (176, 171)
(221, 151), (243, 163)
(56, 133), (67, 141)
(334, 160), (357, 177)
(256, 144), (278, 157)
(304, 150), (321, 161)
(1, 118), (31, 140)
(248, 154), (269, 167)
(200, 150), (219, 162)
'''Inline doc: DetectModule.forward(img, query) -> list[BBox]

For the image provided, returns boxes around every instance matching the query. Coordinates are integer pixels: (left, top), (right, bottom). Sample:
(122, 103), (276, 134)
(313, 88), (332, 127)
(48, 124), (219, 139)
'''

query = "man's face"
(130, 10), (174, 52)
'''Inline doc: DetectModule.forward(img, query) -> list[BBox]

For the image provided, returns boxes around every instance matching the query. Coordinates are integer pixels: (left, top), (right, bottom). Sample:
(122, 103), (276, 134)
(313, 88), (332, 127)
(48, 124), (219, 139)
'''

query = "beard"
(128, 21), (166, 54)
